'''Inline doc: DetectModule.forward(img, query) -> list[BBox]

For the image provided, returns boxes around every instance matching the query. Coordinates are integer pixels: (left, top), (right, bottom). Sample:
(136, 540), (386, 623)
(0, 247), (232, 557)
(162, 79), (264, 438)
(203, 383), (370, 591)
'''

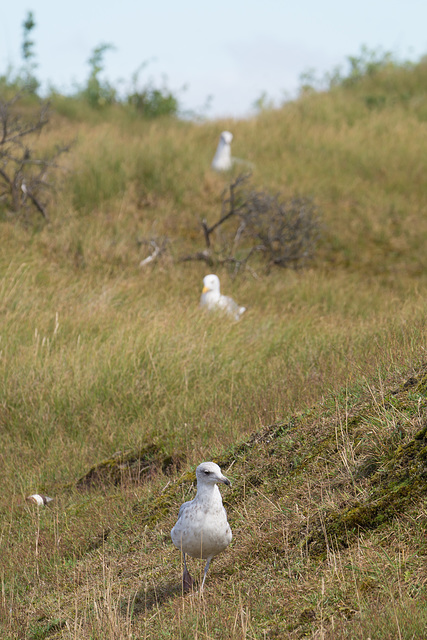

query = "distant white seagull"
(211, 131), (233, 171)
(211, 131), (254, 172)
(26, 494), (53, 506)
(171, 461), (232, 592)
(200, 274), (246, 321)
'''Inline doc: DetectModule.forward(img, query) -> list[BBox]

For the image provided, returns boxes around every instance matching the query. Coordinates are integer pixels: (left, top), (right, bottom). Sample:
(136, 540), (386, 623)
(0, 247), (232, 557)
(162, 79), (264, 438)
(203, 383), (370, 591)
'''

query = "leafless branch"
(192, 173), (321, 272)
(0, 94), (70, 220)
(138, 237), (170, 267)
(178, 250), (215, 266)
(201, 172), (252, 248)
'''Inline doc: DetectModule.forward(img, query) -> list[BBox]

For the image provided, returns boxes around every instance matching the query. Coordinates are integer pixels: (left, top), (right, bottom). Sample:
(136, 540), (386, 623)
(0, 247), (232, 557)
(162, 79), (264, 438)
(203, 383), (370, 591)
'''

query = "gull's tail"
(232, 157), (255, 170)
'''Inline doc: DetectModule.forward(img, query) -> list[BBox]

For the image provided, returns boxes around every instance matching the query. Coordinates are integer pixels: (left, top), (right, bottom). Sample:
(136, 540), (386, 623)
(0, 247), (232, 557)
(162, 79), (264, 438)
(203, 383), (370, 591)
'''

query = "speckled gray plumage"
(171, 461), (232, 591)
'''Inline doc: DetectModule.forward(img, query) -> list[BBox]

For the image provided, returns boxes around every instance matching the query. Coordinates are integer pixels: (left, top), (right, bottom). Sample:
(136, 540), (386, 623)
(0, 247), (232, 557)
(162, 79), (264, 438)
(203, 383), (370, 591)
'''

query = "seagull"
(211, 131), (233, 171)
(171, 462), (232, 592)
(211, 131), (254, 172)
(26, 494), (53, 506)
(200, 274), (246, 321)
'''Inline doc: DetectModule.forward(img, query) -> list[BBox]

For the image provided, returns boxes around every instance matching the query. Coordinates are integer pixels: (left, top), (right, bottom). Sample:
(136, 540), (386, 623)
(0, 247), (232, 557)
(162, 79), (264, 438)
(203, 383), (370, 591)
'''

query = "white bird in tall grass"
(211, 131), (233, 171)
(171, 462), (232, 592)
(200, 273), (246, 321)
(211, 131), (254, 172)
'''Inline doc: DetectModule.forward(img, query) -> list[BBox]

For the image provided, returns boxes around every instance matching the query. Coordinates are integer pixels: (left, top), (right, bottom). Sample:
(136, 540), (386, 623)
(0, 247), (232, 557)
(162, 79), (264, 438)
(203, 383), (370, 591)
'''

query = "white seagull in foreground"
(26, 494), (53, 506)
(200, 274), (246, 321)
(211, 131), (233, 171)
(171, 462), (232, 592)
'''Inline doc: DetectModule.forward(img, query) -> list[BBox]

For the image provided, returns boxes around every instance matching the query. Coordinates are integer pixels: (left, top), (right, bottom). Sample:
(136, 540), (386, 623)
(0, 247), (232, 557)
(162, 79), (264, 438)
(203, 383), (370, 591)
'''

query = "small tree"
(21, 11), (39, 94)
(0, 95), (70, 220)
(186, 174), (321, 271)
(127, 64), (179, 118)
(83, 43), (117, 108)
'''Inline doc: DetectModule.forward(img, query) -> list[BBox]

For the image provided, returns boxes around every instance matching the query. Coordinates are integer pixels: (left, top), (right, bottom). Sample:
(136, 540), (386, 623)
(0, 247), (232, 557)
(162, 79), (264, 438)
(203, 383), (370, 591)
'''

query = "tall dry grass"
(1, 253), (425, 500)
(1, 59), (427, 638)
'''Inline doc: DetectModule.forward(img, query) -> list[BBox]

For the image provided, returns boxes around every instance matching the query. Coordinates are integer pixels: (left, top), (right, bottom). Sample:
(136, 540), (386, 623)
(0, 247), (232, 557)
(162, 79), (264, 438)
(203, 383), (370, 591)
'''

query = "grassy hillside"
(1, 58), (427, 638)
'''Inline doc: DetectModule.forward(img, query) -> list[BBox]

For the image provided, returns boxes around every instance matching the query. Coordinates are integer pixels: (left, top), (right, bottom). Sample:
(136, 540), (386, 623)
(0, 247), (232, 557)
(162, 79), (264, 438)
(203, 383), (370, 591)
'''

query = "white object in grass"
(171, 462), (232, 592)
(26, 494), (53, 506)
(200, 273), (246, 321)
(211, 131), (233, 171)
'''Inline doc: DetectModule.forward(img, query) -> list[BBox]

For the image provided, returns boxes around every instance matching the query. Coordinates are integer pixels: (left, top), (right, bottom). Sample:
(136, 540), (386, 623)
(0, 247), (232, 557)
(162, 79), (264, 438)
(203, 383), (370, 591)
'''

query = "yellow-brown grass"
(1, 61), (427, 638)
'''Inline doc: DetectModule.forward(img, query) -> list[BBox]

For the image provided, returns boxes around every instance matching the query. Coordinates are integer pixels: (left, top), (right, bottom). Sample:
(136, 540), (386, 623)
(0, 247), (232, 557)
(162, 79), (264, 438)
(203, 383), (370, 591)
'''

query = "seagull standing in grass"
(171, 462), (232, 592)
(200, 274), (246, 321)
(211, 130), (254, 172)
(211, 131), (233, 171)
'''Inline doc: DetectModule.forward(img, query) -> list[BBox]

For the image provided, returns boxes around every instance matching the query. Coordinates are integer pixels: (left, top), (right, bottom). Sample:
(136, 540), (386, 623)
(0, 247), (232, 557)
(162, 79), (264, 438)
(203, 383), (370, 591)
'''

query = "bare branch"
(201, 172), (252, 248)
(178, 250), (214, 266)
(195, 173), (321, 272)
(138, 237), (170, 267)
(0, 94), (70, 220)
(139, 240), (161, 266)
(0, 167), (12, 187)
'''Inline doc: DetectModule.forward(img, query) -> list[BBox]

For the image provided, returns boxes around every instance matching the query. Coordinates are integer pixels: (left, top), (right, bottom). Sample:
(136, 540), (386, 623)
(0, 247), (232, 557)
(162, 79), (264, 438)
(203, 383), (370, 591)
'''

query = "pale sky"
(1, 1), (426, 118)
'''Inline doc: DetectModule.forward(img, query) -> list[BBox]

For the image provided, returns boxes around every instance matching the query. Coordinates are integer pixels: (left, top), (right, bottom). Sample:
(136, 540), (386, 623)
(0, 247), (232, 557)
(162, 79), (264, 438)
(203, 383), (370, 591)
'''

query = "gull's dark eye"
(204, 470), (211, 475)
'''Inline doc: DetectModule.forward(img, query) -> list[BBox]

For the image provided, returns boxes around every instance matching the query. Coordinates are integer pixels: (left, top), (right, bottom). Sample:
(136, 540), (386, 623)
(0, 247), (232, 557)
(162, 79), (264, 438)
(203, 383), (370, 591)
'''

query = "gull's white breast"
(171, 492), (232, 559)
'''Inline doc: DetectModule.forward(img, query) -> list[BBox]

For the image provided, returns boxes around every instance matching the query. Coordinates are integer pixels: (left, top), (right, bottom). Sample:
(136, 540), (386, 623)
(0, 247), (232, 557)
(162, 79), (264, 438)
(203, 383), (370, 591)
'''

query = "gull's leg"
(182, 553), (193, 592)
(200, 557), (212, 592)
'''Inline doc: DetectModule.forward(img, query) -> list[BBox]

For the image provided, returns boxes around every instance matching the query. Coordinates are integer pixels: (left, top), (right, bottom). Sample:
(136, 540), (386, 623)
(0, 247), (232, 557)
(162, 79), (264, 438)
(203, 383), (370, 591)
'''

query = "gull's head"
(202, 274), (220, 295)
(220, 131), (233, 145)
(196, 461), (231, 486)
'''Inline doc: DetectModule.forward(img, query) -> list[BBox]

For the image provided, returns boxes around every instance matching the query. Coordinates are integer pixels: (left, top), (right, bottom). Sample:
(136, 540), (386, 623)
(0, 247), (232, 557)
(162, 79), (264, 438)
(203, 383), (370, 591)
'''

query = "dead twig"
(201, 172), (252, 248)
(178, 250), (215, 266)
(0, 94), (71, 220)
(189, 173), (321, 272)
(138, 237), (170, 267)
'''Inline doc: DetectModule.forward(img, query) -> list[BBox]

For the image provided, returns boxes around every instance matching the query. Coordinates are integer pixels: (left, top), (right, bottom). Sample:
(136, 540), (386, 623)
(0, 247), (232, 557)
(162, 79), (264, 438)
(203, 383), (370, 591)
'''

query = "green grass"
(1, 58), (427, 638)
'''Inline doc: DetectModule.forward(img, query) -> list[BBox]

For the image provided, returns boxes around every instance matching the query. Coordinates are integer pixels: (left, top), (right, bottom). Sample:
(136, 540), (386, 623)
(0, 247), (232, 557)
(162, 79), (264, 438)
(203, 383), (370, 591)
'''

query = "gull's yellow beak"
(202, 286), (210, 293)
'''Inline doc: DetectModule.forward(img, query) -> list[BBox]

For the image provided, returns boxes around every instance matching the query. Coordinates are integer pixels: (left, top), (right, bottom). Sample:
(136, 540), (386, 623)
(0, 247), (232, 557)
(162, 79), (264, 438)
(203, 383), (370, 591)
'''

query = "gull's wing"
(176, 499), (193, 521)
(219, 295), (246, 319)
